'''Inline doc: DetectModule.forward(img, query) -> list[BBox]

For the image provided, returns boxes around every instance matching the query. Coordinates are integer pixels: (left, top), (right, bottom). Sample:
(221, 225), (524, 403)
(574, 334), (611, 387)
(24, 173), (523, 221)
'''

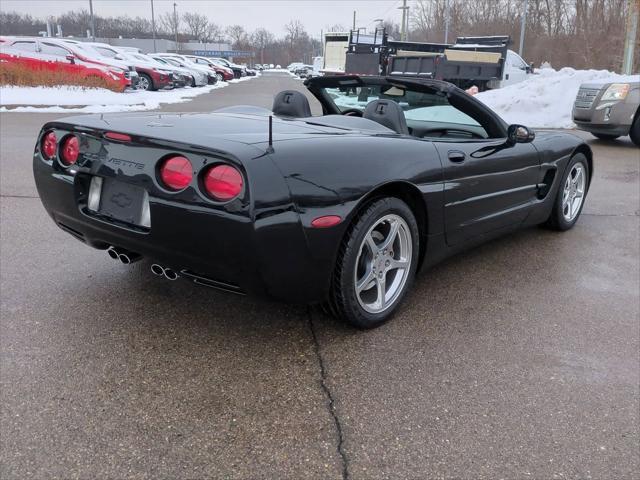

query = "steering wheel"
(341, 109), (363, 117)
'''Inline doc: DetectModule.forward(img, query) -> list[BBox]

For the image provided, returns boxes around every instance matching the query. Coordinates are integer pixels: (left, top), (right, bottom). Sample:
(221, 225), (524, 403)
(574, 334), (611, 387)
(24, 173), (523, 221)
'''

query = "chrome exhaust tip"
(150, 264), (165, 276)
(107, 247), (119, 260)
(163, 268), (178, 281)
(120, 254), (131, 264)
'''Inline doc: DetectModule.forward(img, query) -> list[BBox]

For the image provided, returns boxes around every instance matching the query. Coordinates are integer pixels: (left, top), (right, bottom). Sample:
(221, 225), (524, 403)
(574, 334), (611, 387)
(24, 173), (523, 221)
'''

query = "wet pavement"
(1, 72), (638, 479)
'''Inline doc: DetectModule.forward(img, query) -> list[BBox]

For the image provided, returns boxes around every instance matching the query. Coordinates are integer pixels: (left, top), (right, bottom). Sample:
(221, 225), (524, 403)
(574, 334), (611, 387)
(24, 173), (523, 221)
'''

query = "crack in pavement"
(307, 308), (350, 480)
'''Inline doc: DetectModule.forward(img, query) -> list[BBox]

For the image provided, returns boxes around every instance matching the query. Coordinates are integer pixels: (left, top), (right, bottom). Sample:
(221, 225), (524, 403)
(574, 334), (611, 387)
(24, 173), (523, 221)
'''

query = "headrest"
(363, 99), (409, 135)
(272, 90), (312, 118)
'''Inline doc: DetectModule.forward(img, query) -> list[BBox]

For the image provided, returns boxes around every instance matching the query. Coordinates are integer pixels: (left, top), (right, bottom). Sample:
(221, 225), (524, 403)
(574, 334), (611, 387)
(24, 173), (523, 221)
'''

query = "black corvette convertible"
(33, 75), (592, 328)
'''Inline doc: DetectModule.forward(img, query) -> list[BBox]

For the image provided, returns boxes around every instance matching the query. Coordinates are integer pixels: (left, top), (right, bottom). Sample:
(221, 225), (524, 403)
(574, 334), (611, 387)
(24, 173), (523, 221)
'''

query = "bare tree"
(225, 25), (248, 48)
(182, 12), (209, 40)
(251, 28), (275, 64)
(204, 22), (222, 43)
(326, 23), (347, 32)
(157, 11), (180, 40)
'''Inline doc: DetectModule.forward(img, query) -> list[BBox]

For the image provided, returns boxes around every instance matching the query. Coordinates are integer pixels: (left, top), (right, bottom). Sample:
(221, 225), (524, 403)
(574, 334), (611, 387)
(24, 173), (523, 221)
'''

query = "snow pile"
(476, 67), (638, 129)
(0, 73), (261, 113)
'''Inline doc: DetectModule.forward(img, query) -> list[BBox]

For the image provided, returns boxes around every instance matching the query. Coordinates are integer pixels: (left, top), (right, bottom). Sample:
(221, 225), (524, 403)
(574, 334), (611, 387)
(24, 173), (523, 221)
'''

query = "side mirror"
(507, 124), (535, 146)
(66, 54), (75, 64)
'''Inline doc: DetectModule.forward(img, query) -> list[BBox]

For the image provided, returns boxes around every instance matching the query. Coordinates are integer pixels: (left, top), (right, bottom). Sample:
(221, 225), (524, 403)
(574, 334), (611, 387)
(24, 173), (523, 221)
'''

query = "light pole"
(622, 0), (639, 74)
(89, 0), (95, 40)
(151, 0), (157, 53)
(173, 2), (178, 51)
(519, 0), (528, 57)
(398, 0), (409, 41)
(444, 0), (450, 43)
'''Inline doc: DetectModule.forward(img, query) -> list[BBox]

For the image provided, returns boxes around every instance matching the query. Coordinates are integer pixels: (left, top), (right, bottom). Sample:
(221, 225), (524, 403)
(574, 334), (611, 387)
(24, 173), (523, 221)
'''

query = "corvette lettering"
(107, 157), (144, 170)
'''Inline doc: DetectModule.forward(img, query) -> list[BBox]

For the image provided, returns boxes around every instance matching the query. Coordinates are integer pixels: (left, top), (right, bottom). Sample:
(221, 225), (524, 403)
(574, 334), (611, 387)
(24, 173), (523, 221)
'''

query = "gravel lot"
(1, 72), (638, 479)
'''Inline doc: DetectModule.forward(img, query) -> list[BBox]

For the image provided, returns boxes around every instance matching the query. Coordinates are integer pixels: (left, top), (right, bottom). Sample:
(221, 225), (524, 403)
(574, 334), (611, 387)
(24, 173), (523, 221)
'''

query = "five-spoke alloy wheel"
(561, 162), (586, 222)
(355, 214), (412, 314)
(546, 152), (590, 230)
(329, 197), (419, 329)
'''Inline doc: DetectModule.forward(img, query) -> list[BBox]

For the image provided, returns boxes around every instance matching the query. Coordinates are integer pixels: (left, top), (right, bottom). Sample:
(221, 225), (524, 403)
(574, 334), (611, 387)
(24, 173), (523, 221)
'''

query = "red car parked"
(86, 42), (173, 91)
(0, 38), (130, 91)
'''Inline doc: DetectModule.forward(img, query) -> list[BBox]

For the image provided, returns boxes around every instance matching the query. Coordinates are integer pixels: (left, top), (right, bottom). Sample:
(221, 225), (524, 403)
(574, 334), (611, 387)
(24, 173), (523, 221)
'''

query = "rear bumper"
(33, 153), (332, 304)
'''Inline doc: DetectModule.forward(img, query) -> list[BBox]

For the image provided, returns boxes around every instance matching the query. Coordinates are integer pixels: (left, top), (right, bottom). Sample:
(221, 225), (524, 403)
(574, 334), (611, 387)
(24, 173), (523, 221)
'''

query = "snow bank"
(263, 68), (299, 78)
(475, 67), (638, 129)
(0, 74), (261, 113)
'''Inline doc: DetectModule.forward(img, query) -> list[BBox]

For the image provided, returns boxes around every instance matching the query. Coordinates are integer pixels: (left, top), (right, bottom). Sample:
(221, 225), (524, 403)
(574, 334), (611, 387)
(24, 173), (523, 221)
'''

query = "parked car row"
(0, 36), (257, 92)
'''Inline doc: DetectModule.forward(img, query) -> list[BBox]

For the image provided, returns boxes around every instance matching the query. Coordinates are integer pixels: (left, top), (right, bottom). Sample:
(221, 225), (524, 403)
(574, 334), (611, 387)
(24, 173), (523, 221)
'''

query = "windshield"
(326, 84), (480, 128)
(162, 58), (182, 67)
(67, 42), (103, 58)
(93, 45), (118, 58)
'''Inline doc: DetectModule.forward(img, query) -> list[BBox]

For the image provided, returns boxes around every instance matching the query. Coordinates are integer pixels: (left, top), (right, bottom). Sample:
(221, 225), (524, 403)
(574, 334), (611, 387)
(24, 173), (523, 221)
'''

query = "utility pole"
(444, 0), (450, 43)
(352, 10), (356, 30)
(398, 0), (409, 41)
(151, 0), (157, 53)
(519, 0), (528, 57)
(622, 0), (639, 74)
(89, 0), (95, 41)
(173, 2), (178, 51)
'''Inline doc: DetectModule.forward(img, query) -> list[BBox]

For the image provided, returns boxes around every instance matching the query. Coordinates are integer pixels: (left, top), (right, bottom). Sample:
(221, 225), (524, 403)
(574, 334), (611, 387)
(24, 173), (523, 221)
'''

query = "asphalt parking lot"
(1, 72), (638, 479)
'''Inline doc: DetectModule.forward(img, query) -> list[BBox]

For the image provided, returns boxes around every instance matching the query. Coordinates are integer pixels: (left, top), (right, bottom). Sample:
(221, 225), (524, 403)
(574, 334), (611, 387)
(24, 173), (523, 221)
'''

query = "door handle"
(447, 150), (466, 163)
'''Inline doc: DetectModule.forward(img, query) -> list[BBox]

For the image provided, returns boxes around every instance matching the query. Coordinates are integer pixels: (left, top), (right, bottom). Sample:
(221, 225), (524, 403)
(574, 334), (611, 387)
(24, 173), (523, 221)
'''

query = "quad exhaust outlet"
(150, 263), (179, 281)
(107, 246), (142, 265)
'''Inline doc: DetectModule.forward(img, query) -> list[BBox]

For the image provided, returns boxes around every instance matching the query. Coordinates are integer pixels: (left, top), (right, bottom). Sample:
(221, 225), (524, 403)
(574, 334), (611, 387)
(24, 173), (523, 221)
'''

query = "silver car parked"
(573, 81), (640, 146)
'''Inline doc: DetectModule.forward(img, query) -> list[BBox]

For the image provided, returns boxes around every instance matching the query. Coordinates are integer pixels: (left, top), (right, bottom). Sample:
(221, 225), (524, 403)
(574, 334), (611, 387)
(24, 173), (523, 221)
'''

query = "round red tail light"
(159, 155), (193, 191)
(60, 135), (79, 165)
(203, 164), (243, 201)
(41, 131), (57, 159)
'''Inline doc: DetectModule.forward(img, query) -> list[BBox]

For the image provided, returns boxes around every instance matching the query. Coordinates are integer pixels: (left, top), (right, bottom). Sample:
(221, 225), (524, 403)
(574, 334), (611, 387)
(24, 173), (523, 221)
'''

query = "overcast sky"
(1, 0), (405, 37)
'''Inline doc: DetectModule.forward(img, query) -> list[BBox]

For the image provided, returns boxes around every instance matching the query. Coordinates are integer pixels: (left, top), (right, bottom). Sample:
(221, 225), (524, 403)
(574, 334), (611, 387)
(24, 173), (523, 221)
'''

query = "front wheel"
(137, 73), (155, 91)
(329, 198), (419, 329)
(545, 153), (590, 231)
(216, 73), (224, 83)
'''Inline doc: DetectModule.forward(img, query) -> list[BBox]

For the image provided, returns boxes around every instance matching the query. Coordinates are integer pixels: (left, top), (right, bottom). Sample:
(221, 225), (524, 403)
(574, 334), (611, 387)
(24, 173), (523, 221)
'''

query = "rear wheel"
(329, 197), (419, 329)
(545, 153), (590, 231)
(137, 73), (155, 91)
(629, 115), (640, 147)
(592, 133), (619, 141)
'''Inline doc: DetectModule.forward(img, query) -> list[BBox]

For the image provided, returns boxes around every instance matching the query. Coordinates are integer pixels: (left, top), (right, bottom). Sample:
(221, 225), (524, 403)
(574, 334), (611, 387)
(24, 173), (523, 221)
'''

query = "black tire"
(138, 73), (156, 91)
(592, 133), (619, 141)
(629, 115), (640, 147)
(328, 197), (420, 329)
(190, 76), (196, 87)
(544, 153), (590, 231)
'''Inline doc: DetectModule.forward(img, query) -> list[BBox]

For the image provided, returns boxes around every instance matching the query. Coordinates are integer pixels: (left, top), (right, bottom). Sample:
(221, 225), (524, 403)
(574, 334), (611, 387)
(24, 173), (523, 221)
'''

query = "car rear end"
(33, 120), (263, 297)
(573, 82), (640, 139)
(33, 114), (343, 303)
